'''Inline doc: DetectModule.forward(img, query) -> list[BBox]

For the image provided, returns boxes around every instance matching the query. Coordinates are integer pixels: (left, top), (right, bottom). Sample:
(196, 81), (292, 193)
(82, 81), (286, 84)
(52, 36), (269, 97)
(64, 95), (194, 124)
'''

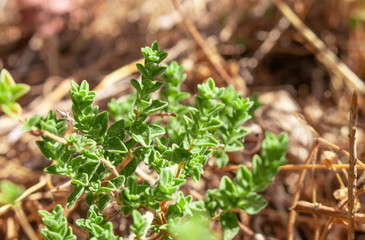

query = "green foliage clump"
(0, 41), (288, 240)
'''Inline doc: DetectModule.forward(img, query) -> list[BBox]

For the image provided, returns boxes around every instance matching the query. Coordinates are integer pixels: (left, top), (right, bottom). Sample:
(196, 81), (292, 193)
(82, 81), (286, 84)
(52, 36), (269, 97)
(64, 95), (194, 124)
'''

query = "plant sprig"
(0, 41), (288, 240)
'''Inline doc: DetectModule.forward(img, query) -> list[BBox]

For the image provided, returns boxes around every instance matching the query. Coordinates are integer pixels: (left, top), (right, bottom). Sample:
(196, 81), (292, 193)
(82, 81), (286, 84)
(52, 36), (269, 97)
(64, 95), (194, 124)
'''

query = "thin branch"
(311, 143), (319, 240)
(150, 112), (177, 118)
(238, 221), (255, 237)
(319, 188), (365, 240)
(348, 91), (358, 240)
(14, 205), (38, 240)
(57, 109), (75, 125)
(288, 141), (319, 240)
(116, 150), (134, 172)
(104, 150), (134, 182)
(101, 158), (119, 178)
(206, 163), (365, 173)
(293, 201), (365, 224)
(29, 126), (72, 146)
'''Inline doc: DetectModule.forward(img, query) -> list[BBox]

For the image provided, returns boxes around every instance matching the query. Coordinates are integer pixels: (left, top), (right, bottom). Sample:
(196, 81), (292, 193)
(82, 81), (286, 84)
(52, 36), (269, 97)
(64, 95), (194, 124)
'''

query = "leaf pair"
(0, 69), (30, 120)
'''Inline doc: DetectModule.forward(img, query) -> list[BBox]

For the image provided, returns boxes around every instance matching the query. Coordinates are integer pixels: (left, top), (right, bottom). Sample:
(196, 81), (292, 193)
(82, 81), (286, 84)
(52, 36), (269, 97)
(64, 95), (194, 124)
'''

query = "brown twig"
(57, 109), (75, 126)
(116, 150), (134, 172)
(288, 141), (319, 240)
(101, 158), (119, 178)
(317, 137), (365, 170)
(149, 112), (177, 118)
(311, 142), (319, 240)
(104, 150), (135, 182)
(238, 221), (254, 237)
(272, 0), (365, 94)
(14, 204), (38, 240)
(319, 188), (365, 239)
(348, 91), (358, 240)
(29, 126), (72, 146)
(206, 163), (365, 173)
(293, 201), (365, 224)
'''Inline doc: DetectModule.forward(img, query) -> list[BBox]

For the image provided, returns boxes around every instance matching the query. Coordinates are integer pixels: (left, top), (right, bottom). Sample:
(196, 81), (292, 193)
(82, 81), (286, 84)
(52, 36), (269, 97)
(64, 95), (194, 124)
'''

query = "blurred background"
(1, 0), (365, 239)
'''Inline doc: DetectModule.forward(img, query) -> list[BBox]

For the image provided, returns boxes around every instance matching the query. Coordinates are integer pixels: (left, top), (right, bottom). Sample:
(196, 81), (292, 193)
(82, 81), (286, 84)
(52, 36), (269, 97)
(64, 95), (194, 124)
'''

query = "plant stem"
(14, 204), (38, 240)
(29, 126), (73, 146)
(294, 201), (365, 224)
(100, 158), (119, 178)
(348, 91), (358, 240)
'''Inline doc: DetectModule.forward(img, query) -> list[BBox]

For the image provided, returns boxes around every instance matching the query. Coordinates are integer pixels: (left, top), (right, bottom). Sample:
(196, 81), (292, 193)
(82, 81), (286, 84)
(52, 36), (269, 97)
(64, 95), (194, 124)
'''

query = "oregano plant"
(1, 41), (288, 239)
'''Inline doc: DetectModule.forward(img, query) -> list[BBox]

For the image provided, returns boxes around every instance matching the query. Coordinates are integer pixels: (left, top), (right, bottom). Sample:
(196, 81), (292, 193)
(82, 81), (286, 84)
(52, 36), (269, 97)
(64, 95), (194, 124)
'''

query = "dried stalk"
(288, 141), (319, 240)
(101, 158), (119, 178)
(14, 205), (38, 240)
(272, 0), (365, 94)
(206, 163), (365, 172)
(293, 201), (365, 224)
(311, 144), (319, 240)
(348, 91), (358, 240)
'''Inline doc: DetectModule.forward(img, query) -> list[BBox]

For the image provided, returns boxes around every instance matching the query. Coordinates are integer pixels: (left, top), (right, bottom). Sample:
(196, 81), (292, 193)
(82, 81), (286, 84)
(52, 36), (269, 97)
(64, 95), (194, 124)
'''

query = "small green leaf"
(193, 135), (219, 147)
(235, 165), (252, 192)
(216, 153), (229, 168)
(151, 41), (159, 51)
(143, 99), (168, 114)
(1, 102), (22, 120)
(1, 69), (15, 86)
(94, 111), (108, 137)
(130, 79), (142, 94)
(110, 175), (125, 189)
(237, 192), (267, 214)
(171, 148), (193, 164)
(201, 118), (223, 131)
(145, 81), (164, 94)
(136, 63), (149, 78)
(220, 211), (239, 240)
(67, 185), (85, 208)
(107, 119), (125, 139)
(97, 195), (111, 212)
(130, 210), (148, 238)
(106, 137), (127, 154)
(71, 173), (89, 187)
(149, 124), (166, 138)
(127, 121), (151, 147)
(0, 180), (24, 205)
(120, 157), (138, 177)
(150, 66), (167, 79)
(9, 84), (30, 102)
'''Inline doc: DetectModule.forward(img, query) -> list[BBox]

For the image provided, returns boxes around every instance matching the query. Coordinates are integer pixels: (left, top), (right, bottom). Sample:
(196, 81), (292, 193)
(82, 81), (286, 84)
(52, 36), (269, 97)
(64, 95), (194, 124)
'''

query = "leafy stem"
(0, 41), (289, 240)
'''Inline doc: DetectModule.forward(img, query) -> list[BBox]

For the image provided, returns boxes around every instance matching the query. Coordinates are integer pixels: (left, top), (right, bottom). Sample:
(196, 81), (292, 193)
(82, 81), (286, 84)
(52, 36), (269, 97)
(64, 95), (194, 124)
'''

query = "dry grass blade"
(294, 201), (365, 224)
(288, 141), (319, 240)
(348, 91), (358, 239)
(14, 205), (38, 240)
(272, 0), (365, 95)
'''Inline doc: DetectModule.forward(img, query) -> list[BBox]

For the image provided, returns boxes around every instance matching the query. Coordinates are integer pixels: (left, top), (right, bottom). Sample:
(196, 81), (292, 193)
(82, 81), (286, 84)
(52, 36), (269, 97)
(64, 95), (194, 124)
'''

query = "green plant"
(1, 41), (288, 239)
(0, 180), (24, 206)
